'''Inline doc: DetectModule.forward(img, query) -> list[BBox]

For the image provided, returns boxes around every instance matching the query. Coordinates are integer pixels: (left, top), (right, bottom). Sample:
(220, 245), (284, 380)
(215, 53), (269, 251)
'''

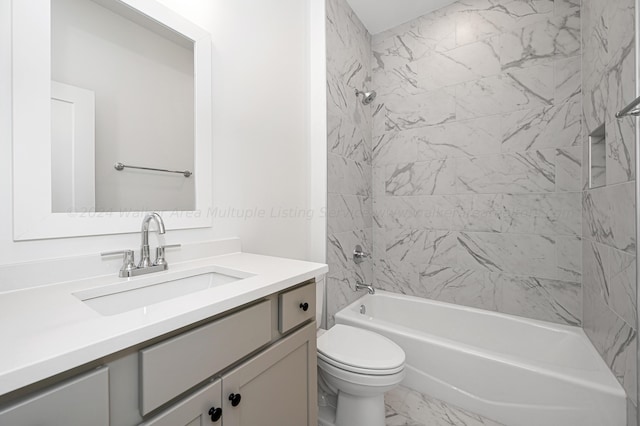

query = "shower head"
(355, 89), (377, 105)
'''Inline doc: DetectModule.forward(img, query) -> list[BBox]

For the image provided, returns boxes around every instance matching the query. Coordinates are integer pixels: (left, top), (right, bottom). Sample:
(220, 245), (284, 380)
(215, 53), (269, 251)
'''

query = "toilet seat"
(317, 324), (405, 375)
(318, 356), (405, 390)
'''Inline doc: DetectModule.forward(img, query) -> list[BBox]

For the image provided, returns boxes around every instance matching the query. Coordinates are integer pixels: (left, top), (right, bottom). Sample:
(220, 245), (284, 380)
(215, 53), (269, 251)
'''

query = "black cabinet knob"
(229, 393), (242, 407)
(299, 302), (309, 311)
(208, 407), (222, 422)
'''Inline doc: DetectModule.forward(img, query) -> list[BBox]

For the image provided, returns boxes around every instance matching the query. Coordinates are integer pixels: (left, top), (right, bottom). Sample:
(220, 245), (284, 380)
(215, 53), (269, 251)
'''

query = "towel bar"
(114, 162), (192, 178)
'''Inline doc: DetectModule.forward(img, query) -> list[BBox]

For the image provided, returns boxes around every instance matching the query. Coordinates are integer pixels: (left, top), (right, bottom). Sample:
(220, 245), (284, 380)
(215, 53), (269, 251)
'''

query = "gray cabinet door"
(0, 368), (109, 426)
(139, 379), (222, 426)
(222, 322), (317, 426)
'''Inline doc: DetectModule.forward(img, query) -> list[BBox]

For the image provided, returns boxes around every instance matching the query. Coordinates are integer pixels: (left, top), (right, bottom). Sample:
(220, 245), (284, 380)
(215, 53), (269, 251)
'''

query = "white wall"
(308, 0), (328, 264)
(0, 0), (326, 267)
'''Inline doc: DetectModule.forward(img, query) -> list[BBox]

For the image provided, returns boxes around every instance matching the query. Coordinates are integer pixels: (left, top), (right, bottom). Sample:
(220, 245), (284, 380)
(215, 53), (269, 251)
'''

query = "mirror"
(12, 0), (212, 240)
(51, 0), (195, 213)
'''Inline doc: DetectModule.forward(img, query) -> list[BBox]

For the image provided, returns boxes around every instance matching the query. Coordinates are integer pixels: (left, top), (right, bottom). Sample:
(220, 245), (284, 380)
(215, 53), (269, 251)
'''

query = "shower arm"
(616, 94), (640, 118)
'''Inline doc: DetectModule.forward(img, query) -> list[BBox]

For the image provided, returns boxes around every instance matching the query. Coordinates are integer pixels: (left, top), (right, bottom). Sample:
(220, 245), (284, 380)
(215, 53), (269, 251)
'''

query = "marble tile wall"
(581, 0), (638, 421)
(371, 0), (584, 327)
(325, 0), (373, 326)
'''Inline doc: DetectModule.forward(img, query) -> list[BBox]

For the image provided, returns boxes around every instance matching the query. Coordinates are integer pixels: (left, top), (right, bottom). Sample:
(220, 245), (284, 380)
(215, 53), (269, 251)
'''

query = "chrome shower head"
(355, 89), (377, 105)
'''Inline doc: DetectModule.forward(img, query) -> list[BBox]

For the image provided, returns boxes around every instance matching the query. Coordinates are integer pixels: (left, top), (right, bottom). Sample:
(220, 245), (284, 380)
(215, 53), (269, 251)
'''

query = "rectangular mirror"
(12, 0), (212, 240)
(51, 0), (195, 213)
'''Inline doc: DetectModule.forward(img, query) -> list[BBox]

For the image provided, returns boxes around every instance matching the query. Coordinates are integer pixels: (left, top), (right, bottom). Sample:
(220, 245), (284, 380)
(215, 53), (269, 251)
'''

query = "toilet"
(315, 281), (406, 426)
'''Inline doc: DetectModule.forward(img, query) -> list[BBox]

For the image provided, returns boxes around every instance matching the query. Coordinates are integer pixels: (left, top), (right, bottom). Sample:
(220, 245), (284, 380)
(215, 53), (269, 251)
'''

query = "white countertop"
(0, 251), (327, 396)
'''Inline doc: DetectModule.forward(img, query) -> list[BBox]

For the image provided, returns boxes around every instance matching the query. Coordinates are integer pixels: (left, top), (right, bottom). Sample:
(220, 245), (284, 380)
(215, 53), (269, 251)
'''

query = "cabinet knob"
(228, 393), (242, 407)
(208, 407), (222, 422)
(299, 302), (309, 312)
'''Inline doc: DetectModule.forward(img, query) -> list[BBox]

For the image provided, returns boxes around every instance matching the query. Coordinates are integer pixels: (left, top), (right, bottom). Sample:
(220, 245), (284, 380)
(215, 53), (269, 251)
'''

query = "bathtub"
(335, 291), (626, 426)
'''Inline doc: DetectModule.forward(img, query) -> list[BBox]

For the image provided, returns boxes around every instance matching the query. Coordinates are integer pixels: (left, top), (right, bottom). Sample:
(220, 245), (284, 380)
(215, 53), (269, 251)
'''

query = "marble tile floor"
(385, 386), (504, 426)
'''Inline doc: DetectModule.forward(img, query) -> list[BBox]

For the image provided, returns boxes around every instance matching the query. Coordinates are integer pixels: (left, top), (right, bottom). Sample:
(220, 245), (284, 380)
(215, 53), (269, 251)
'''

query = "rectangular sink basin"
(74, 267), (252, 316)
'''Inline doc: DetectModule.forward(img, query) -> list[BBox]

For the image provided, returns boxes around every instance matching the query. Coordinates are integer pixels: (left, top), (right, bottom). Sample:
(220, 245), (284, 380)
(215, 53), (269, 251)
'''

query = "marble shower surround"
(325, 0), (373, 326)
(371, 0), (583, 327)
(581, 0), (638, 421)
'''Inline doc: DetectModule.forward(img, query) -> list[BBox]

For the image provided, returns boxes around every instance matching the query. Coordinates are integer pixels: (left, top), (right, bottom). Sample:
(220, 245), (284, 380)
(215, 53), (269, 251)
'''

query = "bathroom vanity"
(0, 242), (327, 426)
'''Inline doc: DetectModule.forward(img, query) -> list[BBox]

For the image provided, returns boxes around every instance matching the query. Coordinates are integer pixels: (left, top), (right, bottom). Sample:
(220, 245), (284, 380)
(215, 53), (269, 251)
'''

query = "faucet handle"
(353, 244), (370, 264)
(162, 244), (182, 249)
(101, 249), (132, 256)
(155, 244), (181, 266)
(101, 250), (136, 276)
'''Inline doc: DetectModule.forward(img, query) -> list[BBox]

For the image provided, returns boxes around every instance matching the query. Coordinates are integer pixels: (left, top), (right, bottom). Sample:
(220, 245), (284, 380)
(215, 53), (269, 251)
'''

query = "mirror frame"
(12, 0), (212, 240)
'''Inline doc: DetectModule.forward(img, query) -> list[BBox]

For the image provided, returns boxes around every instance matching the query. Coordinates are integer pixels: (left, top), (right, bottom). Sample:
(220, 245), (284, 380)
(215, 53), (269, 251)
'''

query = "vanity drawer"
(0, 368), (109, 426)
(140, 300), (271, 415)
(279, 282), (315, 334)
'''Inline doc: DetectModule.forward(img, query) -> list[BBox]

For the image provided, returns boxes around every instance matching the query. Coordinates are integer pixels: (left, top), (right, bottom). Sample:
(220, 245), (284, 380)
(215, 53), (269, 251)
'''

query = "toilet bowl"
(316, 324), (405, 426)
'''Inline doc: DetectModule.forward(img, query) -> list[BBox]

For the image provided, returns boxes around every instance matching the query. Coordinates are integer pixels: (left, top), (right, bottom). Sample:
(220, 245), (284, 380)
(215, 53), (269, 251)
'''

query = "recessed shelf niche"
(589, 124), (606, 189)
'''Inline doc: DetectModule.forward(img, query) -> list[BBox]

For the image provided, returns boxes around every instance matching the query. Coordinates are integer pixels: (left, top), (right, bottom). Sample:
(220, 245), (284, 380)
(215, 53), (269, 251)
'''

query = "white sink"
(74, 267), (253, 316)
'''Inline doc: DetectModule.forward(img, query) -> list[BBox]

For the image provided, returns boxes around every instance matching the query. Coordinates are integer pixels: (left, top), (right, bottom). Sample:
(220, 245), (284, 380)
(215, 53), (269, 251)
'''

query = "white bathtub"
(335, 291), (626, 426)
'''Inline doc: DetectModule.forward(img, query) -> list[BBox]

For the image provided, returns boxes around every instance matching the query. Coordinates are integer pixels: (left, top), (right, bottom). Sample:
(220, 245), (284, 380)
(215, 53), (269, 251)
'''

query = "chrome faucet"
(355, 281), (375, 295)
(101, 212), (180, 278)
(139, 212), (166, 268)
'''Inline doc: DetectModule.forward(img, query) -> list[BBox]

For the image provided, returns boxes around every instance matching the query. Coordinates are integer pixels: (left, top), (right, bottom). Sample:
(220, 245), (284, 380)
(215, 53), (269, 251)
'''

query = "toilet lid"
(317, 325), (405, 373)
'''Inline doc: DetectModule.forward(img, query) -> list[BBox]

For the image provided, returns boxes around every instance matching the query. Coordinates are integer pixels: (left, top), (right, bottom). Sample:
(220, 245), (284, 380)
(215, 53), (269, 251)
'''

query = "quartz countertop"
(0, 251), (327, 396)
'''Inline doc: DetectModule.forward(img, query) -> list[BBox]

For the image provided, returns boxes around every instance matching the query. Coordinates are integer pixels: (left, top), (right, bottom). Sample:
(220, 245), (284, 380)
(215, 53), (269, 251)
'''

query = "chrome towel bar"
(616, 94), (640, 118)
(114, 162), (192, 177)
